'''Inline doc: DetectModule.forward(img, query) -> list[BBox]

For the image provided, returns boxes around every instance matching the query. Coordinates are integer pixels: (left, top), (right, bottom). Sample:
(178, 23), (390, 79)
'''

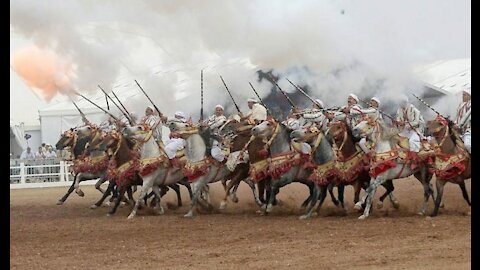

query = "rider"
(354, 97), (383, 153)
(455, 88), (471, 154)
(205, 105), (228, 162)
(139, 106), (166, 145)
(300, 98), (329, 132)
(99, 114), (117, 132)
(241, 98), (267, 124)
(164, 111), (188, 159)
(395, 95), (425, 152)
(327, 93), (363, 130)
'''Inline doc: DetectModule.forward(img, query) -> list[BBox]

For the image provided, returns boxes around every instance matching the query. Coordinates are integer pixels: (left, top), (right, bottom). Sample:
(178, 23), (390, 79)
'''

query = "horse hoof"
(105, 201), (111, 207)
(358, 214), (367, 220)
(354, 202), (363, 211)
(56, 200), (64, 205)
(417, 211), (425, 216)
(90, 204), (98, 209)
(440, 202), (445, 208)
(158, 206), (165, 215)
(299, 215), (310, 220)
(266, 204), (273, 213)
(119, 202), (127, 208)
(127, 214), (135, 220)
(107, 213), (113, 217)
(76, 190), (85, 197)
(184, 212), (194, 218)
(377, 201), (384, 209)
(231, 196), (239, 203)
(219, 201), (227, 210)
(392, 200), (400, 209)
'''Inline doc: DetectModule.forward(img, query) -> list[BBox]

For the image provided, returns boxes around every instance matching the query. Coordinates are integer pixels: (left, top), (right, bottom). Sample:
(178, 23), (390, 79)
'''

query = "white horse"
(352, 117), (435, 220)
(168, 121), (233, 218)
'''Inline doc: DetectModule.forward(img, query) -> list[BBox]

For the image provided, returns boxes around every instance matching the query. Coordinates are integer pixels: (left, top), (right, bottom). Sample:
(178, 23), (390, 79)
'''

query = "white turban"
(247, 98), (258, 103)
(174, 111), (186, 119)
(348, 93), (359, 102)
(371, 97), (380, 106)
(215, 104), (224, 110)
(314, 99), (324, 108)
(146, 106), (154, 111)
(464, 88), (471, 95)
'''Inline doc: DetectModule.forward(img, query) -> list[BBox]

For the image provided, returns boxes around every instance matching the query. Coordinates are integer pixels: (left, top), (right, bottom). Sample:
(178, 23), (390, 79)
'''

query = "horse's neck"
(437, 131), (456, 155)
(248, 138), (266, 163)
(336, 135), (357, 157)
(269, 125), (291, 155)
(231, 133), (250, 152)
(73, 136), (90, 158)
(139, 136), (161, 158)
(114, 139), (132, 166)
(313, 135), (335, 164)
(185, 134), (206, 162)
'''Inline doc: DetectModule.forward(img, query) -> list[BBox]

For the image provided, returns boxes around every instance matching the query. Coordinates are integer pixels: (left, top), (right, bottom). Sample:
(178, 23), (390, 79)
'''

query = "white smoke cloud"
(10, 0), (470, 122)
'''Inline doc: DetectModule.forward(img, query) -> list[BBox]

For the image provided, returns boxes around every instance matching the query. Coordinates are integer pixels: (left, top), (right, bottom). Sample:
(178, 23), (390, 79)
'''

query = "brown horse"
(87, 130), (142, 216)
(328, 120), (399, 211)
(426, 116), (471, 216)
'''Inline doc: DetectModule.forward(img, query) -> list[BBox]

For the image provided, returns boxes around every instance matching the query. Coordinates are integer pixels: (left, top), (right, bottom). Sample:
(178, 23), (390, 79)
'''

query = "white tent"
(414, 58), (471, 95)
(10, 120), (26, 157)
(37, 87), (167, 145)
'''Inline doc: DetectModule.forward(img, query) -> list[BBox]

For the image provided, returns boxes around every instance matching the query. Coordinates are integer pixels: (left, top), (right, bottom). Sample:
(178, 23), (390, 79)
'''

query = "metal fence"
(10, 158), (73, 184)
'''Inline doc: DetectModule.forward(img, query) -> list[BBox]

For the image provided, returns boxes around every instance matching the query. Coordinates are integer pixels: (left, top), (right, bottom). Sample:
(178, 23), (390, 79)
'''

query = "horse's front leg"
(57, 179), (77, 205)
(300, 184), (320, 220)
(184, 176), (209, 218)
(74, 173), (85, 197)
(91, 181), (115, 209)
(94, 174), (107, 194)
(359, 177), (385, 220)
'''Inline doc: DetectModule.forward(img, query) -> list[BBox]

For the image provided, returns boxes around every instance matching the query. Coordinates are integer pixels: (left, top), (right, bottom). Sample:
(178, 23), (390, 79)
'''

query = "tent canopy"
(414, 58), (471, 96)
(10, 120), (26, 156)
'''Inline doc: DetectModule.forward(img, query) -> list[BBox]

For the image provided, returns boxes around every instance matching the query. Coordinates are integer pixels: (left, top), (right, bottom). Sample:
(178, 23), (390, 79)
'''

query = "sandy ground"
(11, 177), (470, 270)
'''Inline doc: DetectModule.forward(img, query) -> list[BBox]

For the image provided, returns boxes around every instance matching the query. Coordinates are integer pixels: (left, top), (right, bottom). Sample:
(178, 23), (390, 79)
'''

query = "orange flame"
(12, 46), (75, 102)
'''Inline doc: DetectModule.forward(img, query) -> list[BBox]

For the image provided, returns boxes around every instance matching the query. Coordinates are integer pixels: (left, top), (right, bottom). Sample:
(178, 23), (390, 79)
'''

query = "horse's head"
(290, 125), (321, 143)
(426, 115), (449, 139)
(56, 128), (76, 150)
(75, 124), (98, 139)
(328, 120), (348, 142)
(123, 123), (152, 141)
(352, 116), (377, 138)
(168, 120), (191, 132)
(251, 118), (276, 138)
(87, 130), (119, 154)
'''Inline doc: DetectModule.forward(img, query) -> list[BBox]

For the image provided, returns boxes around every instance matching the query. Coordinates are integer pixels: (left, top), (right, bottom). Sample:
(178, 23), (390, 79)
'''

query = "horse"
(54, 126), (109, 205)
(425, 116), (471, 216)
(352, 116), (435, 219)
(328, 120), (399, 210)
(122, 123), (193, 219)
(217, 118), (266, 209)
(251, 118), (327, 216)
(168, 121), (237, 217)
(86, 130), (143, 216)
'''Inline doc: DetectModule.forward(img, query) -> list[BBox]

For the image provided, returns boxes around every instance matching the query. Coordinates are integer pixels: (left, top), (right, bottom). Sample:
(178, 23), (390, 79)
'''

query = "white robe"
(456, 100), (471, 153)
(207, 114), (227, 162)
(247, 103), (267, 122)
(142, 114), (162, 141)
(396, 104), (425, 152)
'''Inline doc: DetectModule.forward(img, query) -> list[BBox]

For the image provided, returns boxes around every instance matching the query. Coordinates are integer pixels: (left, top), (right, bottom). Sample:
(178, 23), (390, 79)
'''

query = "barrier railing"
(10, 160), (73, 185)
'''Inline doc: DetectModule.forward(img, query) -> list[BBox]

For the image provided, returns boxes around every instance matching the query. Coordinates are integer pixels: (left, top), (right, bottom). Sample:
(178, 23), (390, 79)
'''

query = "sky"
(10, 0), (471, 125)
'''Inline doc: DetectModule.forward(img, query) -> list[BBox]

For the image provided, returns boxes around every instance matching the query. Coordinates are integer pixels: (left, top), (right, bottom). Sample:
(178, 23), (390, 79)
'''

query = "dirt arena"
(11, 177), (470, 270)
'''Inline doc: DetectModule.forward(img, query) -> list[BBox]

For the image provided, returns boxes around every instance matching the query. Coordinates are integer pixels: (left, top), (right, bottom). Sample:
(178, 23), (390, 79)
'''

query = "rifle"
(98, 85), (133, 125)
(267, 74), (295, 108)
(72, 101), (88, 122)
(200, 70), (204, 122)
(248, 82), (273, 117)
(111, 90), (134, 124)
(284, 77), (321, 108)
(410, 93), (444, 117)
(73, 90), (119, 121)
(134, 80), (163, 117)
(219, 75), (241, 114)
(357, 97), (396, 121)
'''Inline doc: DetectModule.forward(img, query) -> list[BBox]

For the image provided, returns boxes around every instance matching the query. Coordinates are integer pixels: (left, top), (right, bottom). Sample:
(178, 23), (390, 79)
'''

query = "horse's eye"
(266, 123), (270, 126)
(87, 127), (91, 130)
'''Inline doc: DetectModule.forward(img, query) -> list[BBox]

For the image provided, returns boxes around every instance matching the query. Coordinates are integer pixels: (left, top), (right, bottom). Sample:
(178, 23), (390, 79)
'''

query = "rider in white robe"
(206, 105), (228, 162)
(241, 98), (267, 123)
(165, 111), (188, 159)
(456, 88), (471, 154)
(395, 95), (425, 152)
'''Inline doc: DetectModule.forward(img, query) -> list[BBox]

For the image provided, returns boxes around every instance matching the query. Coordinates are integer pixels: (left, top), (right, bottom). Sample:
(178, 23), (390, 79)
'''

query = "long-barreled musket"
(200, 70), (204, 122)
(220, 75), (241, 114)
(134, 80), (163, 117)
(284, 77), (322, 108)
(411, 93), (444, 117)
(72, 101), (88, 122)
(98, 85), (133, 125)
(73, 90), (119, 121)
(111, 90), (134, 124)
(267, 74), (295, 108)
(248, 82), (273, 116)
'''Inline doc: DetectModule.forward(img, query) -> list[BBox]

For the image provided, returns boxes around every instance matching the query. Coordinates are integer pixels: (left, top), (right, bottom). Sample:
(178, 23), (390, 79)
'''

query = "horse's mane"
(199, 126), (214, 156)
(73, 136), (90, 157)
(445, 117), (460, 147)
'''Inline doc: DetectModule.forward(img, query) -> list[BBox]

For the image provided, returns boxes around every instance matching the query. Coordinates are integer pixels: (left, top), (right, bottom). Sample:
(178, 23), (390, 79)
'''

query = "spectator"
(20, 147), (35, 160)
(45, 146), (57, 158)
(36, 146), (46, 159)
